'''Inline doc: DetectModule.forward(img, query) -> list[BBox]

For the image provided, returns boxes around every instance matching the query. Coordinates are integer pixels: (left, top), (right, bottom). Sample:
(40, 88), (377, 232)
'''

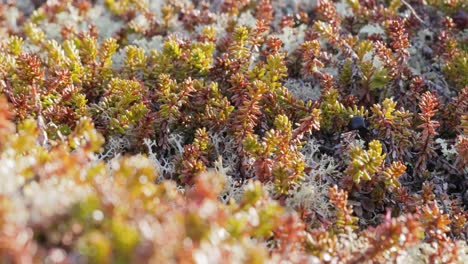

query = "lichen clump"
(0, 0), (467, 263)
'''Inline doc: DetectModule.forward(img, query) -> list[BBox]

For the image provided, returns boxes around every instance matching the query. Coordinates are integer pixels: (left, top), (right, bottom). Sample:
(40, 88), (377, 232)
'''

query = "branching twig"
(401, 0), (427, 26)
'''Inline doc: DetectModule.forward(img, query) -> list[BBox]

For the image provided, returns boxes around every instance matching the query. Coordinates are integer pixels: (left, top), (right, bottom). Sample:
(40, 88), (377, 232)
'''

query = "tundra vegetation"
(0, 0), (467, 263)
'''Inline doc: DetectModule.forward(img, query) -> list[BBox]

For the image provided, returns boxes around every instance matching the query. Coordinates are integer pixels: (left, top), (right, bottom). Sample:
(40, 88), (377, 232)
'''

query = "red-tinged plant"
(249, 19), (271, 61)
(315, 0), (340, 27)
(441, 87), (468, 137)
(329, 185), (358, 233)
(187, 170), (226, 205)
(370, 98), (399, 136)
(0, 223), (36, 264)
(300, 40), (326, 77)
(73, 36), (119, 101)
(262, 36), (283, 58)
(227, 26), (252, 72)
(403, 77), (427, 111)
(264, 85), (319, 125)
(177, 128), (211, 184)
(177, 143), (207, 185)
(419, 202), (451, 242)
(15, 53), (44, 85)
(266, 33), (284, 50)
(0, 96), (14, 146)
(414, 92), (439, 174)
(337, 40), (390, 106)
(451, 88), (468, 170)
(255, 0), (274, 26)
(418, 201), (464, 263)
(373, 18), (412, 94)
(414, 91), (440, 176)
(92, 78), (149, 136)
(179, 3), (216, 32)
(428, 237), (462, 264)
(190, 81), (234, 131)
(455, 135), (468, 170)
(292, 109), (321, 141)
(351, 211), (423, 263)
(3, 54), (45, 121)
(153, 75), (195, 149)
(393, 186), (419, 214)
(305, 228), (337, 260)
(370, 98), (414, 160)
(421, 181), (436, 204)
(228, 73), (250, 108)
(229, 80), (268, 177)
(318, 74), (352, 132)
(386, 18), (410, 56)
(374, 40), (397, 77)
(272, 213), (306, 255)
(380, 161), (406, 189)
(220, 0), (250, 15)
(279, 14), (295, 29)
(129, 111), (157, 151)
(313, 0), (362, 65)
(244, 113), (320, 195)
(450, 211), (467, 238)
(435, 23), (467, 91)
